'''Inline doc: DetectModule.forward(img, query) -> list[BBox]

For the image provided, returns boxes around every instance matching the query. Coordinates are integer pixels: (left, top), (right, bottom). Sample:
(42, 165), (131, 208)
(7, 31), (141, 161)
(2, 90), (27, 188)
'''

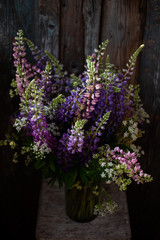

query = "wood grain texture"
(83, 0), (102, 58)
(0, 0), (10, 60)
(0, 0), (39, 134)
(127, 1), (160, 239)
(38, 0), (60, 58)
(100, 0), (147, 83)
(0, 2), (41, 239)
(60, 0), (84, 74)
(36, 180), (131, 240)
(0, 0), (39, 59)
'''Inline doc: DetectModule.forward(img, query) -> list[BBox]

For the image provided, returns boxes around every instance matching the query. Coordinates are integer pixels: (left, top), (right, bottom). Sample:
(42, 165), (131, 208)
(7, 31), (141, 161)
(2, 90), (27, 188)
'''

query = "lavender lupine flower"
(56, 91), (82, 123)
(57, 119), (86, 168)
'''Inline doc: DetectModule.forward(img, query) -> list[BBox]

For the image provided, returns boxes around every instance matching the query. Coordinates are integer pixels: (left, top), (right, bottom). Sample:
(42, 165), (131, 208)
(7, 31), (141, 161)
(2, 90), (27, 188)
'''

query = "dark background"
(0, 1), (160, 239)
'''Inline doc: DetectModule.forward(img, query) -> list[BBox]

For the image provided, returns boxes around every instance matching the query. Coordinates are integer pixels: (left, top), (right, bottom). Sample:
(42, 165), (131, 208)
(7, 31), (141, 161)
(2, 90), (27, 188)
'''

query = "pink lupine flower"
(95, 84), (102, 90)
(83, 92), (90, 98)
(132, 158), (137, 164)
(87, 85), (94, 91)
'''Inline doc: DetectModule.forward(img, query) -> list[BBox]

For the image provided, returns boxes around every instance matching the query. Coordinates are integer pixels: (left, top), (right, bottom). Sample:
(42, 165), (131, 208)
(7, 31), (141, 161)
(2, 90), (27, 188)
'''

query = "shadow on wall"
(0, 58), (42, 240)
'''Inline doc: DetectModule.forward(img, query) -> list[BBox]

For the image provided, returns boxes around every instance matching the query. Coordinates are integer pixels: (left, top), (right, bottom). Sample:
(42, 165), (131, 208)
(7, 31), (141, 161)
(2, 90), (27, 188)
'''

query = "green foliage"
(70, 73), (83, 88)
(9, 79), (19, 98)
(64, 168), (78, 189)
(123, 44), (144, 77)
(34, 158), (46, 169)
(74, 119), (87, 130)
(96, 111), (111, 134)
(44, 50), (64, 76)
(100, 55), (119, 87)
(24, 37), (36, 51)
(98, 39), (109, 55)
(43, 61), (52, 80)
(48, 94), (65, 112)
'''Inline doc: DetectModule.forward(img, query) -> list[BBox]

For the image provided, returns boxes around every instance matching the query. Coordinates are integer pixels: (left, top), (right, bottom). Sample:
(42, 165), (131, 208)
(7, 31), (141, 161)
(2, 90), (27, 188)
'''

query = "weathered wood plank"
(83, 0), (102, 58)
(0, 0), (10, 60)
(60, 0), (84, 74)
(127, 1), (160, 239)
(128, 0), (160, 239)
(0, 2), (41, 239)
(36, 180), (131, 240)
(100, 0), (147, 83)
(0, 0), (39, 59)
(0, 0), (39, 135)
(38, 0), (60, 58)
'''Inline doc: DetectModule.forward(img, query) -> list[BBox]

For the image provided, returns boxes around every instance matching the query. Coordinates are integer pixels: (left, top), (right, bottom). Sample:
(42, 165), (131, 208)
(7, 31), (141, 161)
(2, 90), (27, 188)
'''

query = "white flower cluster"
(94, 201), (118, 216)
(43, 105), (55, 120)
(100, 161), (117, 184)
(123, 119), (139, 141)
(31, 141), (51, 159)
(47, 122), (60, 136)
(130, 143), (144, 158)
(13, 117), (27, 132)
(137, 104), (150, 123)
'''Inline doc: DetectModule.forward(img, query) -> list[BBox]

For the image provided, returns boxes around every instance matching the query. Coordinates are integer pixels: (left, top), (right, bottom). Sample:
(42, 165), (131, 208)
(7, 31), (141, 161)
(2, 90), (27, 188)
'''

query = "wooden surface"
(100, 0), (147, 83)
(39, 0), (60, 58)
(127, 1), (160, 239)
(36, 180), (131, 240)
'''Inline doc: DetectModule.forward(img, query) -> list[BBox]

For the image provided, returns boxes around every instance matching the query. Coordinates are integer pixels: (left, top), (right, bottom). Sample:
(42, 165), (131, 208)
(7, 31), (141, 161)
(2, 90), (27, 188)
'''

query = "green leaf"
(48, 176), (57, 187)
(49, 158), (55, 172)
(34, 159), (45, 169)
(65, 168), (78, 190)
(79, 167), (90, 186)
(42, 164), (52, 178)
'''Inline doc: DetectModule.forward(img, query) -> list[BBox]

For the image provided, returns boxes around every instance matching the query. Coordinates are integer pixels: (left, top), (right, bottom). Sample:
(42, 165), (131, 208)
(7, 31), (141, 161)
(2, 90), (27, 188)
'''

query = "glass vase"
(65, 182), (101, 223)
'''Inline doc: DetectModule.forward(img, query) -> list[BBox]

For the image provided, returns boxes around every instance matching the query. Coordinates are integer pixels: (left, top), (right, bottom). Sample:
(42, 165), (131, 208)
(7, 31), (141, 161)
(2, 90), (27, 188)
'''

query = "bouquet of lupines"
(1, 30), (152, 216)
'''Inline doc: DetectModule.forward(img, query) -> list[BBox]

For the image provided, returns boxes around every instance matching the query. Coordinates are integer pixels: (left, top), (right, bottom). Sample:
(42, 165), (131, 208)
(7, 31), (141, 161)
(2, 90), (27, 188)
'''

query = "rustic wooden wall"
(127, 1), (160, 239)
(0, 0), (159, 239)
